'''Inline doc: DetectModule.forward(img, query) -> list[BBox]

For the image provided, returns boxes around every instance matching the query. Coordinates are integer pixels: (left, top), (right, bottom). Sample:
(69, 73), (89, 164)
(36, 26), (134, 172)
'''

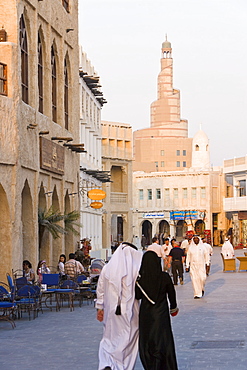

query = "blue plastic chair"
(76, 275), (87, 284)
(0, 282), (17, 328)
(41, 274), (74, 311)
(6, 273), (14, 291)
(16, 285), (41, 320)
(41, 274), (60, 288)
(15, 277), (28, 291)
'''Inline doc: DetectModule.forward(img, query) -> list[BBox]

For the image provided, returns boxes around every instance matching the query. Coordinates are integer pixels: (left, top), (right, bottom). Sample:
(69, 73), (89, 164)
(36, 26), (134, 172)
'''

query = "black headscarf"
(137, 251), (162, 303)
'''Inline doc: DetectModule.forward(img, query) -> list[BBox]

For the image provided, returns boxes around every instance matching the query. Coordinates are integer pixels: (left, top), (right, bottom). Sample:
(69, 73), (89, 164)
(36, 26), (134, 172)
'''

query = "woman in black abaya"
(135, 251), (179, 370)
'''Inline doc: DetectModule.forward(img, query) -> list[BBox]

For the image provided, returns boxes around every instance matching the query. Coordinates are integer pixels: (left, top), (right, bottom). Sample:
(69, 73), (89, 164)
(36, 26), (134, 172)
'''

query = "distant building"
(0, 0), (80, 280)
(224, 156), (247, 247)
(132, 38), (225, 245)
(133, 38), (192, 172)
(101, 121), (133, 258)
(133, 125), (224, 245)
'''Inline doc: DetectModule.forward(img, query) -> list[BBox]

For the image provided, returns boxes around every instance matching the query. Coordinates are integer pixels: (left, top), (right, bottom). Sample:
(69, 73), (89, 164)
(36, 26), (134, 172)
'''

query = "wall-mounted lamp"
(44, 191), (53, 197)
(66, 28), (74, 33)
(68, 192), (78, 198)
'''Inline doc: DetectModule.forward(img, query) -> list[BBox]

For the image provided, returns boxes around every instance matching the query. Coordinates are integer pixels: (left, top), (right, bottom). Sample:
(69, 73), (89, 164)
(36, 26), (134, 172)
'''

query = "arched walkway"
(21, 180), (35, 265)
(195, 220), (205, 236)
(158, 220), (170, 243)
(176, 220), (188, 241)
(51, 186), (61, 269)
(0, 184), (12, 281)
(111, 214), (123, 244)
(64, 190), (72, 258)
(142, 220), (152, 246)
(38, 183), (49, 262)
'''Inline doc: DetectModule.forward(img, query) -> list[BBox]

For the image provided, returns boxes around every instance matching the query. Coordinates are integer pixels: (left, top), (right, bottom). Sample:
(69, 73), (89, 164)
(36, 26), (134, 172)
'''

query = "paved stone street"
(0, 247), (247, 370)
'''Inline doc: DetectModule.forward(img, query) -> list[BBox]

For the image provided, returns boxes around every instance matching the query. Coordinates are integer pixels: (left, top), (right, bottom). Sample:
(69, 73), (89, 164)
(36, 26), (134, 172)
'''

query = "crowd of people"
(22, 238), (92, 284)
(95, 234), (235, 370)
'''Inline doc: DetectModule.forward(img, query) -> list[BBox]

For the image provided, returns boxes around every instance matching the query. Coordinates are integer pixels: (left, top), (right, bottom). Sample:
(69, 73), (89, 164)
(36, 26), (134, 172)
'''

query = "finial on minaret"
(199, 123), (202, 130)
(165, 33), (167, 41)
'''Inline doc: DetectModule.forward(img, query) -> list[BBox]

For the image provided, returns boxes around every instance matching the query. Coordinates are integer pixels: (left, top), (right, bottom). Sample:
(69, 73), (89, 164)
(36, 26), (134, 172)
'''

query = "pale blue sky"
(79, 0), (247, 166)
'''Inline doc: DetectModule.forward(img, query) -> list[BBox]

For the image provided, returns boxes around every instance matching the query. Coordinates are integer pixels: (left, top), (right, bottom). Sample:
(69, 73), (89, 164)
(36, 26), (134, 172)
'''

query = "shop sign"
(170, 210), (198, 221)
(90, 201), (103, 209)
(87, 189), (106, 200)
(40, 137), (64, 175)
(142, 213), (165, 218)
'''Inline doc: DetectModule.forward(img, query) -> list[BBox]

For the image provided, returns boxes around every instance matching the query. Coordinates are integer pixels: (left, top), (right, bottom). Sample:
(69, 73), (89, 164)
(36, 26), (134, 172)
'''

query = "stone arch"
(0, 184), (12, 282)
(38, 182), (48, 261)
(51, 185), (62, 269)
(111, 214), (123, 244)
(141, 220), (152, 246)
(38, 182), (47, 211)
(158, 220), (170, 238)
(176, 220), (188, 241)
(195, 220), (205, 236)
(195, 144), (199, 151)
(21, 180), (35, 265)
(64, 190), (72, 258)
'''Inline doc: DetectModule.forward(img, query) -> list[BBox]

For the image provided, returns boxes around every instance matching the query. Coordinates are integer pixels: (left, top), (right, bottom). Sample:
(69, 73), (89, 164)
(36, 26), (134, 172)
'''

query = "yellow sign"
(90, 202), (103, 209)
(87, 189), (106, 200)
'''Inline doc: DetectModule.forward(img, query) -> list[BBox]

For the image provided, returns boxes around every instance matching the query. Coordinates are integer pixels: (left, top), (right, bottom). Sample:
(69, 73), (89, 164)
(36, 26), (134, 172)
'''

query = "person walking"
(162, 237), (172, 272)
(96, 242), (142, 370)
(168, 242), (185, 285)
(135, 251), (179, 370)
(186, 235), (209, 299)
(147, 236), (166, 268)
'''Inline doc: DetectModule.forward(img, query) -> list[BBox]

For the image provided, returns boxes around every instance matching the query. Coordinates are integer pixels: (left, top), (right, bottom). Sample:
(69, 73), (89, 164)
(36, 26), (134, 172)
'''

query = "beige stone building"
(224, 156), (247, 247)
(101, 121), (133, 258)
(0, 0), (80, 281)
(133, 129), (225, 245)
(133, 38), (192, 172)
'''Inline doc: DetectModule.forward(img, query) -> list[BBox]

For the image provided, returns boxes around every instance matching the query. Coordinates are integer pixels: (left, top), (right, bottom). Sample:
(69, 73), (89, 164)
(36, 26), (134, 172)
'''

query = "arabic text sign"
(170, 211), (198, 220)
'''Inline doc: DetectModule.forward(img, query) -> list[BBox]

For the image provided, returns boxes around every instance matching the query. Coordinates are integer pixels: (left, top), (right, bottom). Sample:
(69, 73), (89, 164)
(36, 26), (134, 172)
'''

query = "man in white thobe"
(186, 236), (209, 299)
(221, 238), (235, 259)
(96, 242), (142, 370)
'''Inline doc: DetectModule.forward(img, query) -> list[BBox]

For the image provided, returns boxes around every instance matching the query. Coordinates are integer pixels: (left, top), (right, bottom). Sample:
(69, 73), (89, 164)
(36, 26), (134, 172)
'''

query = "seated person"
(37, 260), (51, 283)
(64, 253), (84, 278)
(57, 254), (66, 276)
(23, 260), (35, 284)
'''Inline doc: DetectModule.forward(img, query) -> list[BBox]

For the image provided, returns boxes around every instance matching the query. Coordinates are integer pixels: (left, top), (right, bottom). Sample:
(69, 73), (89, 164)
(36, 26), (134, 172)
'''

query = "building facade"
(133, 129), (225, 245)
(79, 48), (108, 252)
(133, 38), (192, 172)
(224, 156), (247, 247)
(0, 0), (80, 281)
(101, 121), (133, 258)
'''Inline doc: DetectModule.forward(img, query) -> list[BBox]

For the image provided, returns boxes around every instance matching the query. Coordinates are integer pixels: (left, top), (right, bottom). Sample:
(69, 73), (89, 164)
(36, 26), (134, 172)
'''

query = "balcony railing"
(110, 192), (128, 203)
(224, 196), (247, 212)
(102, 146), (132, 160)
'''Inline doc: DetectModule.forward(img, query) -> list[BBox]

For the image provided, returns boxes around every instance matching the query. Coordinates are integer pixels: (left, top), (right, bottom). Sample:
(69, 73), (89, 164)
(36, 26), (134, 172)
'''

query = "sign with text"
(40, 137), (64, 175)
(142, 213), (165, 218)
(88, 189), (106, 200)
(170, 210), (198, 221)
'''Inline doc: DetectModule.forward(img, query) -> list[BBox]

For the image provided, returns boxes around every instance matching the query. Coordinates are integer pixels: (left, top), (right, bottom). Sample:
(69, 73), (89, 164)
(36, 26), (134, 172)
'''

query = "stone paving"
(0, 247), (247, 370)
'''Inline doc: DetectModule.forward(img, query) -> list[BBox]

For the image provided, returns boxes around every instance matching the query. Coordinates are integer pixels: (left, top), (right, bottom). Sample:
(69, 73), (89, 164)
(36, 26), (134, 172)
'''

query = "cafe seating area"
(0, 270), (98, 329)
